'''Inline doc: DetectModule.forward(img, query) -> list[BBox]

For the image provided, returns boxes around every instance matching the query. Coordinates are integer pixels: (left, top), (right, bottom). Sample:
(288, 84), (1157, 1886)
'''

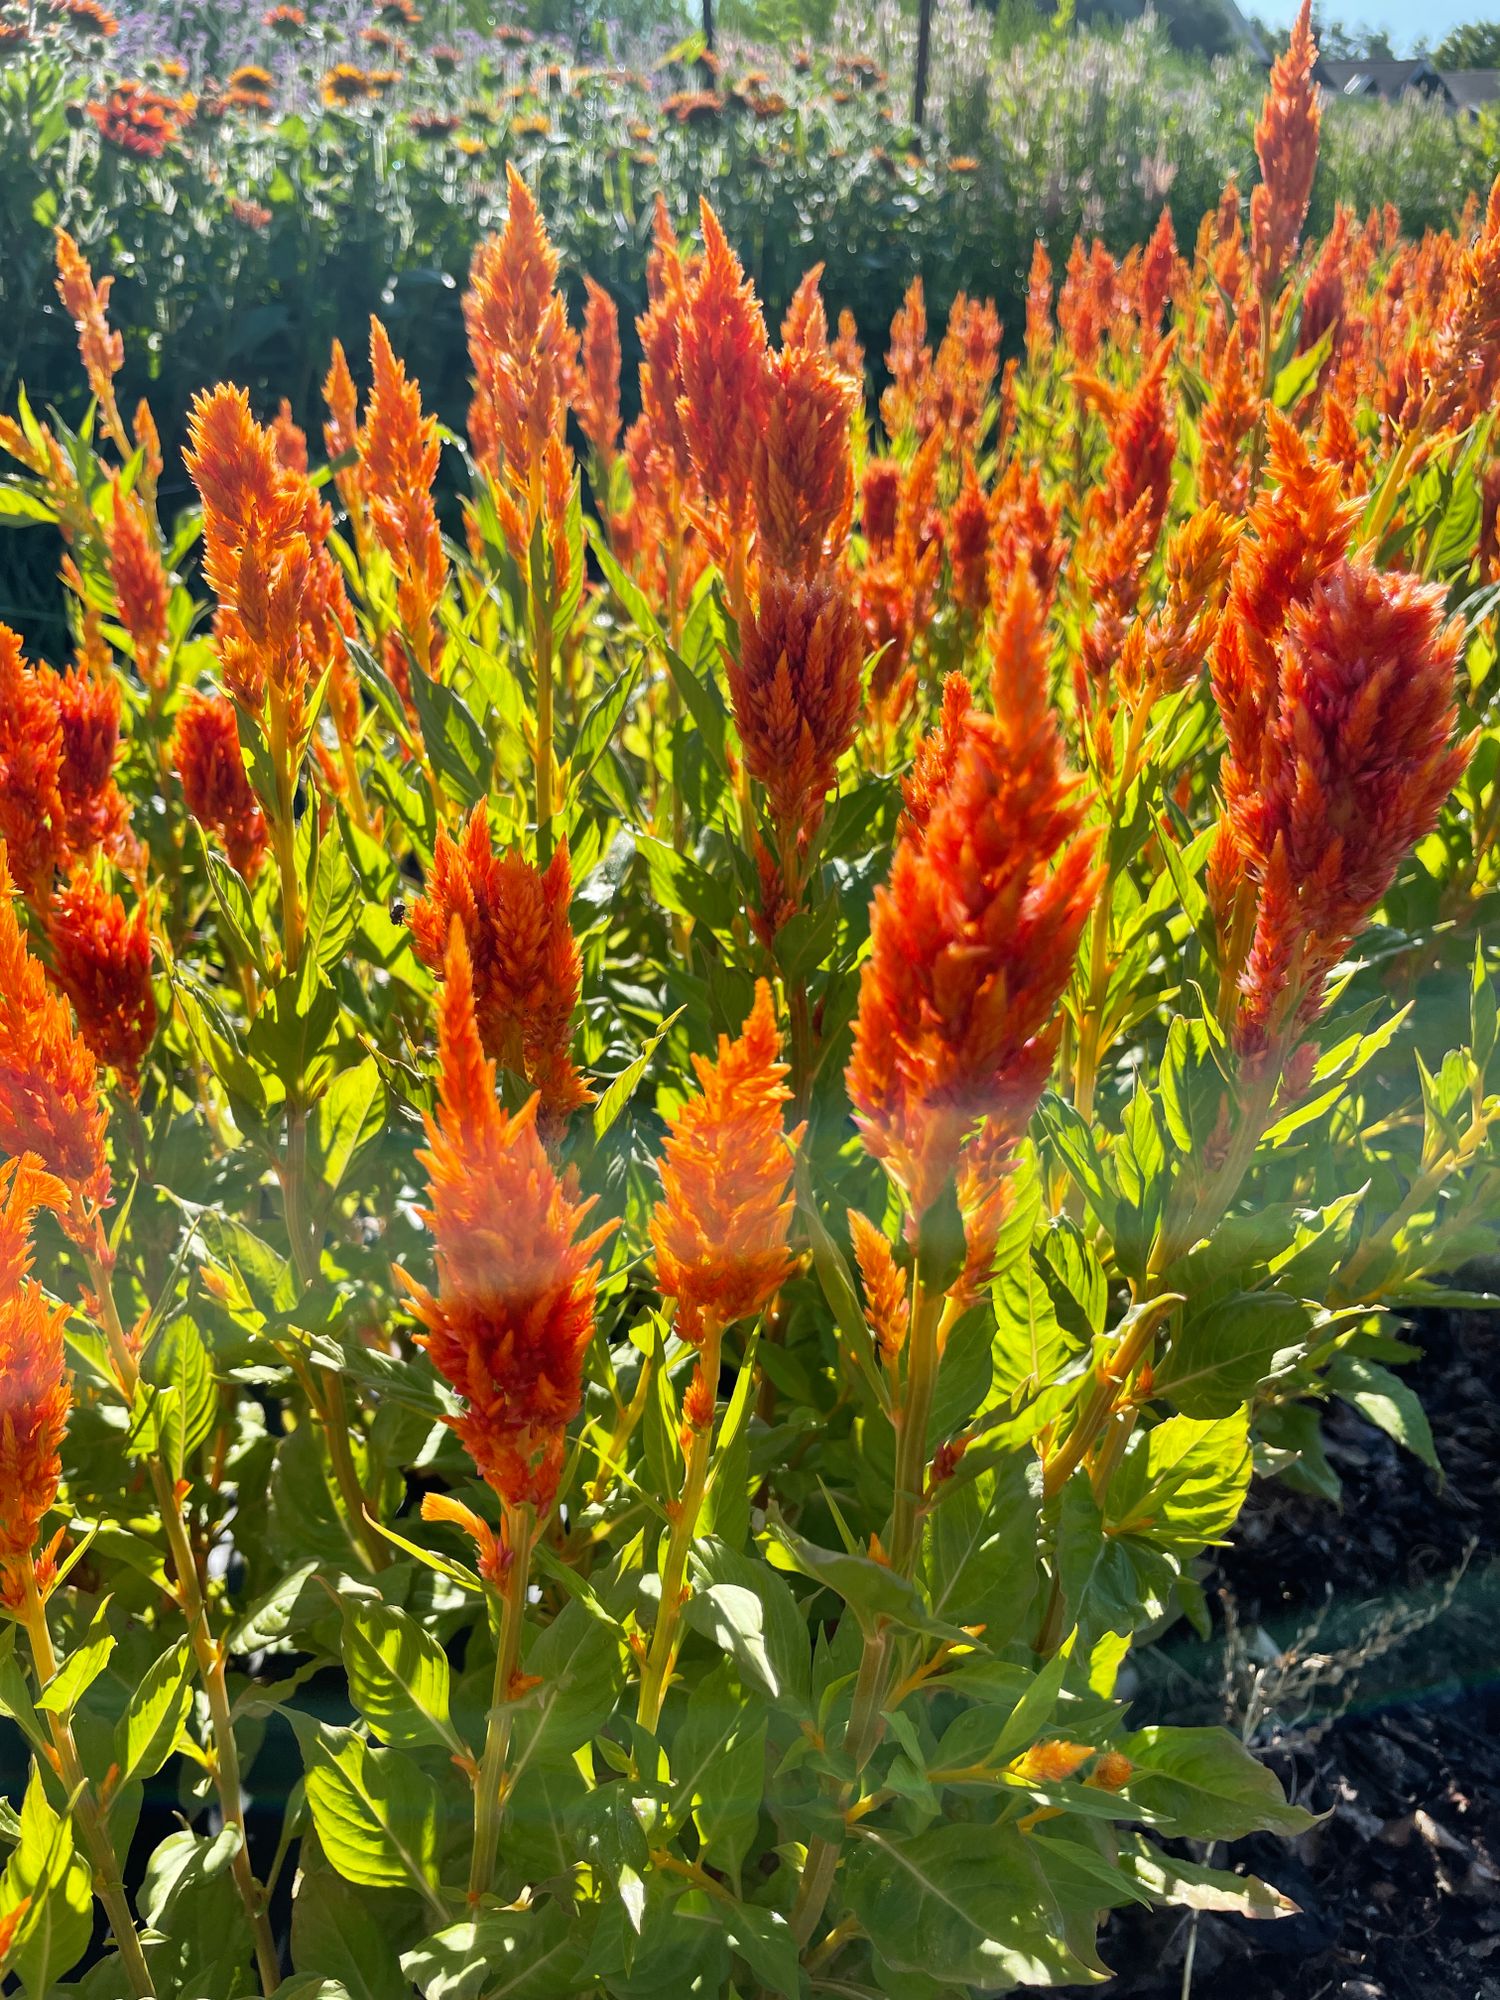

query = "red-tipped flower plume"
(46, 872), (156, 1093)
(1250, 0), (1321, 304)
(408, 803), (589, 1131)
(172, 691), (270, 879)
(0, 1155), (72, 1590)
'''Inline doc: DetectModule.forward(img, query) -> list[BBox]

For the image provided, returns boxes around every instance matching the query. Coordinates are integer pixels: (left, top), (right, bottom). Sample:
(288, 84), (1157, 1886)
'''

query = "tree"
(1433, 19), (1500, 66)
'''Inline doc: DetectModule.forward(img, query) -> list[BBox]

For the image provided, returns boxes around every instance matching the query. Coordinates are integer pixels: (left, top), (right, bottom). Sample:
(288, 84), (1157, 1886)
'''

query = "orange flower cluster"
(0, 1154), (72, 1592)
(848, 1208), (908, 1363)
(1250, 0), (1320, 308)
(360, 318), (449, 676)
(677, 201), (770, 583)
(0, 848), (109, 1222)
(577, 276), (622, 479)
(1211, 416), (1471, 1053)
(462, 164), (577, 586)
(171, 692), (269, 879)
(847, 569), (1099, 1241)
(87, 81), (186, 157)
(106, 477), (170, 685)
(880, 279), (1001, 457)
(753, 267), (857, 578)
(731, 570), (864, 862)
(401, 927), (611, 1516)
(46, 873), (157, 1095)
(408, 803), (589, 1131)
(0, 626), (132, 904)
(649, 981), (799, 1339)
(185, 384), (354, 737)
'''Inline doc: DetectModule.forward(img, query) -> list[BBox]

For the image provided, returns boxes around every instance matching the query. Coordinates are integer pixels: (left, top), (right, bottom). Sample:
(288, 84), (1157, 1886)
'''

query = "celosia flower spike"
(1250, 0), (1321, 304)
(400, 925), (612, 1517)
(46, 872), (157, 1093)
(0, 846), (110, 1221)
(0, 1155), (72, 1590)
(361, 317), (448, 676)
(577, 276), (622, 477)
(54, 229), (125, 446)
(106, 477), (170, 686)
(172, 692), (270, 879)
(408, 803), (590, 1131)
(847, 583), (1099, 1236)
(0, 626), (66, 903)
(649, 981), (801, 1332)
(677, 201), (770, 556)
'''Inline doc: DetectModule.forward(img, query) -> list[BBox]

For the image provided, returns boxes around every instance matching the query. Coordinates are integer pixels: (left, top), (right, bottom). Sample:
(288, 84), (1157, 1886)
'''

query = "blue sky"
(1255, 0), (1497, 54)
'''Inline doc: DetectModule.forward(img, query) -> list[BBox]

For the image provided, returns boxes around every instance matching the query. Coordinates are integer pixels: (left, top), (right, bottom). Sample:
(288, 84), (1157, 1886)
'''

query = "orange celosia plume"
(649, 981), (800, 1335)
(0, 626), (66, 902)
(47, 872), (157, 1092)
(577, 276), (623, 476)
(361, 317), (448, 676)
(0, 1154), (72, 1578)
(753, 266), (857, 577)
(0, 847), (109, 1220)
(54, 229), (124, 434)
(401, 925), (611, 1517)
(408, 803), (589, 1130)
(106, 477), (169, 685)
(677, 202), (769, 578)
(1250, 0), (1321, 306)
(847, 568), (1099, 1235)
(172, 691), (270, 879)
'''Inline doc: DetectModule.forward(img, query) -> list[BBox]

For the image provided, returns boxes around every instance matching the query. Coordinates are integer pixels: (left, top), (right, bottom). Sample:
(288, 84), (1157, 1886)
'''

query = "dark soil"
(1072, 1309), (1500, 2000)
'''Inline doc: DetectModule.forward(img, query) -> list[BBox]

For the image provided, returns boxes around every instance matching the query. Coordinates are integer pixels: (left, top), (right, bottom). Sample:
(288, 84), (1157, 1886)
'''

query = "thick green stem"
(20, 1561), (158, 2000)
(889, 1277), (943, 1573)
(468, 1505), (535, 1905)
(637, 1319), (723, 1734)
(534, 586), (556, 866)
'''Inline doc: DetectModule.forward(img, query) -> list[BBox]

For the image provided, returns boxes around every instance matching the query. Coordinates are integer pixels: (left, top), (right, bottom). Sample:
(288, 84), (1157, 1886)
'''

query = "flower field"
(1, 2), (1498, 1993)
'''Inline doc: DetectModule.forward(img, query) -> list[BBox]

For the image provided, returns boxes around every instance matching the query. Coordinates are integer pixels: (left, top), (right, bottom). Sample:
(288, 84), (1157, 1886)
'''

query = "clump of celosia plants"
(1, 8), (1498, 1991)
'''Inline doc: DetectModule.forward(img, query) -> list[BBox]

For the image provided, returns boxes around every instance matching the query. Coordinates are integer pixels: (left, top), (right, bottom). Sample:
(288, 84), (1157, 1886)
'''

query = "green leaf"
(401, 1907), (589, 2000)
(684, 1539), (809, 1711)
(845, 1822), (1097, 1988)
(315, 1059), (386, 1195)
(35, 1599), (115, 1717)
(0, 1769), (92, 1995)
(592, 1008), (683, 1142)
(1155, 1292), (1311, 1419)
(667, 1663), (766, 1885)
(720, 1901), (798, 1995)
(290, 1865), (413, 2000)
(295, 1721), (441, 1901)
(1327, 1354), (1440, 1472)
(115, 1639), (194, 1784)
(1103, 1410), (1252, 1554)
(139, 1828), (253, 2000)
(341, 1599), (461, 1754)
(761, 1514), (956, 1641)
(1122, 1839), (1299, 1917)
(140, 1317), (217, 1479)
(510, 1597), (625, 1773)
(1112, 1726), (1315, 1839)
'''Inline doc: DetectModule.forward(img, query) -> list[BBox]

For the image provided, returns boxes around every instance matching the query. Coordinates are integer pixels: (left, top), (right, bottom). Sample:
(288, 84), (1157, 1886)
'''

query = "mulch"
(1066, 1308), (1500, 2000)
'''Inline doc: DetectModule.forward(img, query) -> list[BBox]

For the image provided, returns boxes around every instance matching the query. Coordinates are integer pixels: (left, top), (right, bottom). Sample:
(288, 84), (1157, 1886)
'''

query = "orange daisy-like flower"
(400, 926), (612, 1516)
(46, 0), (117, 33)
(87, 81), (184, 158)
(0, 1154), (72, 1580)
(847, 568), (1099, 1234)
(1250, 0), (1320, 304)
(171, 691), (269, 879)
(46, 872), (156, 1093)
(408, 803), (589, 1132)
(648, 981), (800, 1334)
(0, 847), (109, 1220)
(361, 317), (448, 676)
(321, 64), (373, 107)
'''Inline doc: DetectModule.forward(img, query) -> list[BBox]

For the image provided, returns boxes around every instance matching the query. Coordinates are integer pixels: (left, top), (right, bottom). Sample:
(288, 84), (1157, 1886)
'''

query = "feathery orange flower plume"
(46, 873), (156, 1093)
(1025, 238), (1054, 367)
(1250, 0), (1320, 305)
(55, 651), (131, 867)
(848, 1209), (908, 1362)
(1424, 172), (1500, 430)
(649, 980), (800, 1332)
(408, 803), (589, 1131)
(323, 337), (368, 545)
(847, 569), (1098, 1234)
(362, 318), (448, 677)
(463, 163), (578, 575)
(989, 463), (1067, 614)
(730, 567), (864, 851)
(0, 848), (109, 1220)
(172, 692), (269, 879)
(270, 399), (309, 474)
(677, 201), (769, 556)
(637, 197), (696, 493)
(53, 230), (124, 435)
(106, 477), (169, 685)
(0, 1155), (71, 1580)
(831, 307), (865, 387)
(0, 627), (65, 903)
(186, 384), (352, 733)
(948, 457), (991, 616)
(577, 276), (622, 478)
(754, 275), (857, 576)
(1139, 208), (1180, 337)
(1197, 320), (1260, 513)
(400, 926), (612, 1517)
(1220, 557), (1470, 1055)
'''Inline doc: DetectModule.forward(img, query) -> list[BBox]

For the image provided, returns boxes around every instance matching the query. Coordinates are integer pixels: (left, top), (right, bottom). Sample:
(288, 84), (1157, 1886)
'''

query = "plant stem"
(84, 1242), (282, 1994)
(636, 1318), (723, 1734)
(534, 585), (556, 866)
(468, 1503), (534, 1905)
(19, 1559), (158, 2000)
(889, 1276), (943, 1573)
